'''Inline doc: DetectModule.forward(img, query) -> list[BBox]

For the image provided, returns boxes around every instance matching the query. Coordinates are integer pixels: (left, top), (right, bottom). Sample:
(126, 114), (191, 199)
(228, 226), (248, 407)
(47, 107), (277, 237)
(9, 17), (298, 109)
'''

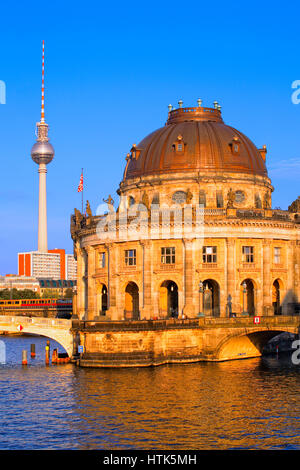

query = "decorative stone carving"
(141, 191), (150, 211)
(186, 188), (193, 204)
(103, 195), (115, 212)
(288, 196), (300, 213)
(86, 200), (92, 218)
(74, 208), (83, 226)
(264, 192), (271, 209)
(255, 194), (262, 209)
(226, 188), (235, 208)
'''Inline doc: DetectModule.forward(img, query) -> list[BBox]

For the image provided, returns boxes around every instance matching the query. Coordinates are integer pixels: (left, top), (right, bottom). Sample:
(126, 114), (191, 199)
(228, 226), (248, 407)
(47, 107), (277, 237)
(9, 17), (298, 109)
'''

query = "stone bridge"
(74, 316), (300, 367)
(0, 315), (74, 357)
(1, 315), (299, 367)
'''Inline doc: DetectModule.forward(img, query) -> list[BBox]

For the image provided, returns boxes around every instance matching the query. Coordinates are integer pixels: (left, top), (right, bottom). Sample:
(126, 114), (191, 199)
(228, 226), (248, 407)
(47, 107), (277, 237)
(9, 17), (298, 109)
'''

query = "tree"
(18, 289), (40, 299)
(64, 288), (73, 299)
(0, 288), (39, 299)
(0, 289), (10, 299)
(41, 289), (60, 299)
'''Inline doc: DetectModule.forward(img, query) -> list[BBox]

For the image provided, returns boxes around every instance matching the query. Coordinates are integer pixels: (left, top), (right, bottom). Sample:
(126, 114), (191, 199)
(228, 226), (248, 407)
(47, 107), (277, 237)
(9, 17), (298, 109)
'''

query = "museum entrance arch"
(97, 283), (108, 316)
(203, 279), (220, 317)
(159, 280), (178, 318)
(240, 279), (256, 316)
(125, 282), (140, 320)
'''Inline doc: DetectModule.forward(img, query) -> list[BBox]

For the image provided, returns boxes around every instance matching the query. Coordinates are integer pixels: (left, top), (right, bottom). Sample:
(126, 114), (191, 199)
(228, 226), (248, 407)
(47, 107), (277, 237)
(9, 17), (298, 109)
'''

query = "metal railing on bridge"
(0, 315), (71, 329)
(71, 315), (300, 332)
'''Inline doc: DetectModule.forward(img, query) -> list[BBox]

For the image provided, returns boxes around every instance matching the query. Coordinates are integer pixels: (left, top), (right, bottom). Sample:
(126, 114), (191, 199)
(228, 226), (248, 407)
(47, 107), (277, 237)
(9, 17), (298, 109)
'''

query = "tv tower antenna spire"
(41, 39), (45, 123)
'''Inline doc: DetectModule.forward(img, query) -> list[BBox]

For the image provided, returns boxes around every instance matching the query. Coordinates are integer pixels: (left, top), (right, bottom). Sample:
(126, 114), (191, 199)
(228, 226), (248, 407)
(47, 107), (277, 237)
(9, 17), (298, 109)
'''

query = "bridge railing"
(72, 315), (300, 332)
(0, 315), (71, 329)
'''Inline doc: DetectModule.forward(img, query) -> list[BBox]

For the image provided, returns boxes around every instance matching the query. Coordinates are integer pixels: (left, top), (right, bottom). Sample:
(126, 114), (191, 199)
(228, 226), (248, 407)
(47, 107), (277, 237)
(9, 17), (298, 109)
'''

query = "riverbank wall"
(72, 317), (300, 367)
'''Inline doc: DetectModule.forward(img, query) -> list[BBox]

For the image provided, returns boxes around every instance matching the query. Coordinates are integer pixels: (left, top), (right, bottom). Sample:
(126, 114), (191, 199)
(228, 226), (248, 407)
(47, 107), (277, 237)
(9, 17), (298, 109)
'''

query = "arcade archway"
(202, 279), (220, 317)
(159, 281), (178, 318)
(240, 279), (256, 316)
(97, 283), (108, 316)
(125, 282), (139, 320)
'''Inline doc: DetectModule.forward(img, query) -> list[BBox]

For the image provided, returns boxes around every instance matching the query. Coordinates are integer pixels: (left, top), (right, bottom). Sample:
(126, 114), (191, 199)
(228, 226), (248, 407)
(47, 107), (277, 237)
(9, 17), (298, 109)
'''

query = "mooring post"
(22, 350), (27, 366)
(30, 344), (36, 358)
(52, 348), (58, 364)
(45, 340), (50, 365)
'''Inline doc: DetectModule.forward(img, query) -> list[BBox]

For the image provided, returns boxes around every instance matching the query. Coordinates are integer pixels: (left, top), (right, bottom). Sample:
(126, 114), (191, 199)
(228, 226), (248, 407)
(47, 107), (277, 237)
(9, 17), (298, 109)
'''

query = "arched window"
(199, 191), (206, 208)
(216, 191), (223, 208)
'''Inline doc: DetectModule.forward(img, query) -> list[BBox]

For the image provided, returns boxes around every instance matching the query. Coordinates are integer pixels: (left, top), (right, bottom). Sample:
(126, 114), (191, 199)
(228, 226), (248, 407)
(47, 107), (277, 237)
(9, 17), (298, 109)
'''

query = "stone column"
(106, 243), (118, 320)
(114, 245), (123, 320)
(286, 241), (296, 315)
(140, 240), (152, 319)
(183, 238), (196, 317)
(87, 246), (96, 320)
(76, 244), (88, 320)
(226, 238), (238, 315)
(78, 247), (88, 320)
(287, 241), (295, 292)
(262, 240), (272, 316)
(75, 243), (85, 320)
(296, 241), (300, 302)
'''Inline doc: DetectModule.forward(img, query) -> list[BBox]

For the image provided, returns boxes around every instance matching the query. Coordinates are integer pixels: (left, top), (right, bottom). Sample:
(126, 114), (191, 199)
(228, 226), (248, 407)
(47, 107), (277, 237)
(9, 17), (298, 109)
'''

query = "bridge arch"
(0, 317), (74, 357)
(215, 327), (297, 361)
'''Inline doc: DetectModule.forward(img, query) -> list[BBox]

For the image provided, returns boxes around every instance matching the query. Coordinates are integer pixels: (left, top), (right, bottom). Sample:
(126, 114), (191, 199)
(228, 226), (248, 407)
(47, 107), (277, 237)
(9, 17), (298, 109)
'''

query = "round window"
(235, 191), (245, 204)
(172, 191), (187, 204)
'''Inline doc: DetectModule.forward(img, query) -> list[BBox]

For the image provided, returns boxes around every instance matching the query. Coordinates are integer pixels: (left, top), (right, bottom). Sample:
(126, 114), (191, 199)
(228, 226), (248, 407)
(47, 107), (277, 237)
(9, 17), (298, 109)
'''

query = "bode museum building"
(71, 101), (300, 321)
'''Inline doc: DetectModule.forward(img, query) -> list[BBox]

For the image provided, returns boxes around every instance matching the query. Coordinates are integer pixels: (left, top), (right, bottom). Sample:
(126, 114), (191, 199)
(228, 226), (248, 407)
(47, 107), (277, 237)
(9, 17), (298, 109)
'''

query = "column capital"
(104, 242), (114, 250)
(139, 239), (151, 247)
(182, 238), (195, 247)
(226, 238), (235, 247)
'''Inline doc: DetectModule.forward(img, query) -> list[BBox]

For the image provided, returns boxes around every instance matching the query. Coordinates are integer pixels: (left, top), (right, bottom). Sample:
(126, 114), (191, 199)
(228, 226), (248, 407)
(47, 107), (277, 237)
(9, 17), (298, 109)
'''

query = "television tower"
(31, 40), (55, 253)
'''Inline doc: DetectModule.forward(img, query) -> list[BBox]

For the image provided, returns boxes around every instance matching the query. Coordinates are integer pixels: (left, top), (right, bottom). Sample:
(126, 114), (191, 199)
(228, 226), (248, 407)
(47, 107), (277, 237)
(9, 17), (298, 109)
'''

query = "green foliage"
(0, 288), (40, 299)
(64, 288), (73, 299)
(41, 289), (60, 299)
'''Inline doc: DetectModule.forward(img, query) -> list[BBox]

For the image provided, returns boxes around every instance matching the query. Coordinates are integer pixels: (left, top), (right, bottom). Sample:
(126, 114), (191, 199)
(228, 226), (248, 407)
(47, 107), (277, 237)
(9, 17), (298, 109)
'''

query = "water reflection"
(1, 336), (300, 449)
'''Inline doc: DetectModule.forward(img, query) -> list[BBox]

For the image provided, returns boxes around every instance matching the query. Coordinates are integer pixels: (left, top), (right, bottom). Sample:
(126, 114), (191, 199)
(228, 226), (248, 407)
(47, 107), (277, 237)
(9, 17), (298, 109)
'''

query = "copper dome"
(123, 106), (268, 181)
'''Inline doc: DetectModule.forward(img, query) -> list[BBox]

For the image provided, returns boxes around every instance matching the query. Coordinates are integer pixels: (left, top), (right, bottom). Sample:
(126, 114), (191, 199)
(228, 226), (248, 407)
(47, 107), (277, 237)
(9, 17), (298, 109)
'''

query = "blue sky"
(0, 0), (300, 275)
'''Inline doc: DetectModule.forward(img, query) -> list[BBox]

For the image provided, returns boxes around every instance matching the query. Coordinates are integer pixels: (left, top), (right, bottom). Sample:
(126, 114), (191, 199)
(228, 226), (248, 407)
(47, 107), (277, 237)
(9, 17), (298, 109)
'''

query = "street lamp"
(198, 280), (204, 317)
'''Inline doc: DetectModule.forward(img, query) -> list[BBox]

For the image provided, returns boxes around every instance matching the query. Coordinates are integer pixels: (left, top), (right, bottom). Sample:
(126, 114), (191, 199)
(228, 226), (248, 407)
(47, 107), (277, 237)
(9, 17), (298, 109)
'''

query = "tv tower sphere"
(31, 122), (55, 165)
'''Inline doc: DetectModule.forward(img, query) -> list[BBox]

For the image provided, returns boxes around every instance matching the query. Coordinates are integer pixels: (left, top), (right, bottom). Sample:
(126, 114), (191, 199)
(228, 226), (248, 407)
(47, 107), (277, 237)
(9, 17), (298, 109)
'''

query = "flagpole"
(82, 167), (83, 214)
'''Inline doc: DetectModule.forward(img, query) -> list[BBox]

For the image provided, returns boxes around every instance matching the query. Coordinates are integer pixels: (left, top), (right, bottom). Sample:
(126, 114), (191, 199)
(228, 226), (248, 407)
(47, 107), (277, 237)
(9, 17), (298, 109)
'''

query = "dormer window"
(172, 135), (185, 154)
(230, 136), (241, 155)
(130, 144), (141, 160)
(259, 145), (267, 161)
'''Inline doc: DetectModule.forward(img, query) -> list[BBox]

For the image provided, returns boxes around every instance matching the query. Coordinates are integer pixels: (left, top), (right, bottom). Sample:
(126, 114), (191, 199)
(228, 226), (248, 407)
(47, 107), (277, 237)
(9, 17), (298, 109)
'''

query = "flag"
(77, 173), (83, 192)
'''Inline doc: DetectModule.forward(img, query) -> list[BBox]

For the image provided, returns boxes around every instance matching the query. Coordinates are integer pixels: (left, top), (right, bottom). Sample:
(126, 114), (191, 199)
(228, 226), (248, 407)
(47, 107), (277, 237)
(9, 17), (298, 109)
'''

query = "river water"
(0, 335), (300, 450)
